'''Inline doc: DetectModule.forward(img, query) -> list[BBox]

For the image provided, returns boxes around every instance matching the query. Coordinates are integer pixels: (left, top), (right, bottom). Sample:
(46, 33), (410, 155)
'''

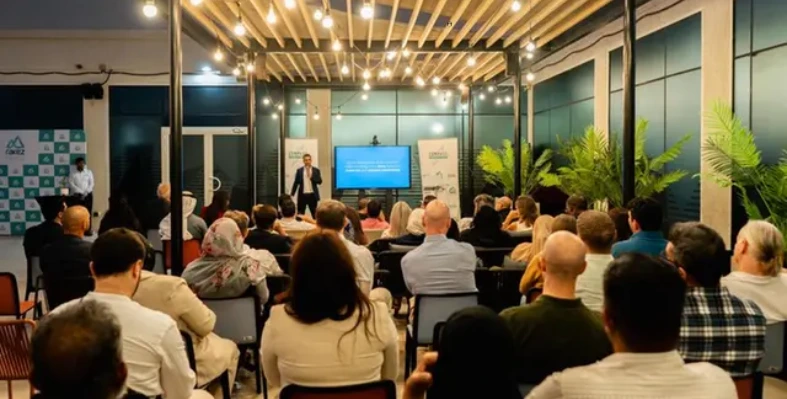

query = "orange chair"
(0, 319), (36, 398)
(734, 377), (753, 399)
(280, 380), (396, 399)
(0, 273), (37, 319)
(164, 240), (202, 271)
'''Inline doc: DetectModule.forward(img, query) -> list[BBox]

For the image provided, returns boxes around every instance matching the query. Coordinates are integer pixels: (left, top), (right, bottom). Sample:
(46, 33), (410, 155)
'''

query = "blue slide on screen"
(334, 146), (411, 189)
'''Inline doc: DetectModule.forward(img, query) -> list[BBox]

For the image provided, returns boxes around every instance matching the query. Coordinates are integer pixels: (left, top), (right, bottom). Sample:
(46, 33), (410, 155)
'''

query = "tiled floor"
(3, 235), (787, 399)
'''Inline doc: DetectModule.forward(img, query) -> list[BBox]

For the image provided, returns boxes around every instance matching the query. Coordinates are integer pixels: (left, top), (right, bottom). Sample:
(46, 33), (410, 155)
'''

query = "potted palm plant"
(475, 139), (560, 196)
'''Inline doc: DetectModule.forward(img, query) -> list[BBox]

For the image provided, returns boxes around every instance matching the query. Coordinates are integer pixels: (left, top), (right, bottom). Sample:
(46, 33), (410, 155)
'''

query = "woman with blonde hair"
(381, 201), (412, 239)
(503, 195), (539, 232)
(517, 215), (579, 296)
(511, 215), (554, 263)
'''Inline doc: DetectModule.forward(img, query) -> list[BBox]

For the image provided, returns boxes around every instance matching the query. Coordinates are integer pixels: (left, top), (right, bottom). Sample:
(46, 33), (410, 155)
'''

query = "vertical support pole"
(622, 0), (636, 205)
(467, 86), (475, 215)
(168, 0), (184, 276)
(511, 52), (523, 198)
(279, 84), (286, 194)
(247, 54), (257, 212)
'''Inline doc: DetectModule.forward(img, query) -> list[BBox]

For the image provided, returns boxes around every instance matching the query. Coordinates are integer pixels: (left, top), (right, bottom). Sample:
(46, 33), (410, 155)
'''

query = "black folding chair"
(41, 274), (94, 311)
(377, 250), (412, 315)
(180, 331), (231, 399)
(274, 254), (291, 274)
(280, 380), (396, 399)
(474, 247), (515, 269)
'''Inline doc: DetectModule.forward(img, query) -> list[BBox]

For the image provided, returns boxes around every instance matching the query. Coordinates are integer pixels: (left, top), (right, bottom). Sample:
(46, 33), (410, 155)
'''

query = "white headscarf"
(159, 191), (197, 240)
(406, 208), (425, 235)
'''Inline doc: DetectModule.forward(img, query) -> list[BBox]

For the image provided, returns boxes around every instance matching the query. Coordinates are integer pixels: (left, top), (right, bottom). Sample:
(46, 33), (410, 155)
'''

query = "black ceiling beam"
(245, 39), (506, 53)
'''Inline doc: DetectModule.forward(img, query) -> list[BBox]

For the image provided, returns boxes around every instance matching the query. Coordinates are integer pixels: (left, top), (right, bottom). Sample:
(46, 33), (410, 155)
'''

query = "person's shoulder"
(727, 290), (767, 322)
(611, 239), (633, 255)
(685, 361), (737, 387)
(450, 239), (475, 253)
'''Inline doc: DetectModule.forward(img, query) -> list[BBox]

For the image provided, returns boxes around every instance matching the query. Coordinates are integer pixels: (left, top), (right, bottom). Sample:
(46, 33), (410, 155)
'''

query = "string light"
(504, 96), (512, 104)
(382, 68), (391, 78)
(361, 1), (374, 19)
(294, 97), (302, 104)
(525, 40), (537, 52)
(313, 109), (320, 120)
(387, 51), (396, 61)
(467, 57), (477, 67)
(362, 81), (371, 91)
(277, 104), (284, 111)
(445, 90), (452, 98)
(284, 0), (296, 9)
(335, 110), (343, 120)
(213, 49), (224, 61)
(190, 0), (203, 5)
(511, 0), (522, 12)
(458, 83), (467, 91)
(245, 61), (254, 70)
(479, 93), (486, 100)
(431, 88), (438, 97)
(263, 97), (271, 106)
(526, 72), (535, 82)
(321, 11), (334, 28)
(525, 52), (534, 60)
(341, 64), (350, 75)
(313, 8), (323, 21)
(234, 21), (246, 36)
(362, 69), (371, 79)
(266, 5), (277, 24)
(415, 76), (425, 87)
(142, 0), (157, 18)
(332, 39), (342, 51)
(361, 93), (368, 100)
(402, 48), (411, 58)
(201, 66), (212, 73)
(272, 112), (278, 119)
(404, 66), (413, 75)
(232, 67), (241, 76)
(432, 76), (441, 85)
(487, 85), (495, 93)
(495, 97), (502, 105)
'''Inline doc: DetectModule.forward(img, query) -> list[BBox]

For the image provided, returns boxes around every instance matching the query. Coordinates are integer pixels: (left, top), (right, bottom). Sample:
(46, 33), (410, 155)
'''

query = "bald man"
(500, 231), (612, 385)
(401, 200), (477, 295)
(40, 206), (93, 279)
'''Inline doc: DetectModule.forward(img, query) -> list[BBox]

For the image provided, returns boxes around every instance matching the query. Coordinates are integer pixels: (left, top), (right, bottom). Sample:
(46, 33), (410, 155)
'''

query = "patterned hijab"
(182, 218), (264, 298)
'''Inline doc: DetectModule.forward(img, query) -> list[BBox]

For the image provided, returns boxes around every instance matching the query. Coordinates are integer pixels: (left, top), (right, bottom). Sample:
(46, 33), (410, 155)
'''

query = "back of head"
(277, 193), (293, 209)
(496, 196), (512, 211)
(280, 199), (297, 218)
(316, 200), (347, 231)
(577, 210), (617, 253)
(344, 206), (367, 245)
(32, 300), (126, 399)
(157, 183), (171, 202)
(91, 228), (146, 277)
(472, 206), (503, 232)
(388, 201), (412, 236)
(407, 208), (425, 235)
(223, 210), (250, 235)
(367, 199), (383, 218)
(62, 206), (90, 236)
(422, 195), (437, 208)
(566, 195), (589, 216)
(668, 222), (727, 287)
(430, 306), (519, 399)
(737, 220), (785, 276)
(516, 195), (539, 224)
(424, 200), (451, 235)
(37, 196), (65, 221)
(608, 207), (633, 242)
(604, 253), (686, 352)
(252, 204), (278, 230)
(211, 191), (231, 210)
(542, 231), (587, 280)
(474, 194), (494, 212)
(530, 215), (555, 254)
(358, 197), (371, 211)
(551, 214), (577, 234)
(628, 197), (663, 232)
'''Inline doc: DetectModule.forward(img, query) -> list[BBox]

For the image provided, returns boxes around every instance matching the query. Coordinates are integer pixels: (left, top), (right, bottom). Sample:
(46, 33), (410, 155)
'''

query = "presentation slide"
(335, 146), (411, 189)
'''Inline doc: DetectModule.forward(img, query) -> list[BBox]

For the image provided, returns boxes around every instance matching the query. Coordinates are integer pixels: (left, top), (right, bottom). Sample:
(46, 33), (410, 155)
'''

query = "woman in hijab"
(459, 206), (515, 248)
(382, 201), (413, 239)
(393, 208), (426, 246)
(201, 191), (230, 228)
(182, 218), (269, 304)
(158, 191), (208, 241)
(98, 194), (142, 235)
(426, 306), (520, 399)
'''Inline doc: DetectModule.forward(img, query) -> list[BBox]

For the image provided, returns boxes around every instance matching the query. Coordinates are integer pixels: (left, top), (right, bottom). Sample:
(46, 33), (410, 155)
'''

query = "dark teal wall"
(0, 86), (83, 130)
(609, 13), (701, 227)
(533, 60), (595, 152)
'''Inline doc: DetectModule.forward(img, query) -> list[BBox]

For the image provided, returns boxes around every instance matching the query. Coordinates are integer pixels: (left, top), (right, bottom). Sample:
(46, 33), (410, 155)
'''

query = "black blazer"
(23, 220), (63, 258)
(245, 229), (293, 254)
(40, 235), (92, 279)
(290, 166), (323, 201)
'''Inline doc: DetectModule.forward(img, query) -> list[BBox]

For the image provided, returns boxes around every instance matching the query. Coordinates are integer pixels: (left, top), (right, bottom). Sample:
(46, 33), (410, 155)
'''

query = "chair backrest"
(43, 275), (94, 311)
(280, 380), (396, 399)
(286, 229), (310, 241)
(274, 254), (291, 274)
(474, 247), (514, 268)
(28, 256), (43, 292)
(147, 229), (163, 252)
(0, 319), (35, 380)
(164, 240), (203, 270)
(267, 275), (292, 303)
(365, 229), (384, 243)
(759, 322), (785, 374)
(0, 272), (22, 317)
(180, 331), (197, 374)
(377, 250), (411, 298)
(474, 268), (499, 310)
(734, 377), (754, 399)
(498, 269), (526, 311)
(413, 293), (478, 345)
(151, 251), (166, 274)
(201, 292), (261, 346)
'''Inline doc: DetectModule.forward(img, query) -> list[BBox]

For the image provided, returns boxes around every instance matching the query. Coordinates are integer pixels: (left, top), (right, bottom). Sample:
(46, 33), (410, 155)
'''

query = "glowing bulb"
(495, 97), (502, 105)
(383, 68), (391, 78)
(266, 6), (277, 24)
(525, 52), (534, 60)
(402, 48), (411, 58)
(445, 90), (452, 98)
(313, 8), (323, 20)
(284, 0), (296, 9)
(341, 64), (350, 75)
(272, 112), (278, 119)
(405, 66), (413, 75)
(487, 85), (495, 93)
(415, 76), (425, 86)
(263, 97), (271, 106)
(213, 49), (224, 61)
(467, 57), (477, 67)
(190, 0), (203, 5)
(335, 112), (343, 120)
(525, 41), (537, 52)
(234, 22), (246, 36)
(361, 1), (374, 19)
(277, 104), (284, 111)
(142, 0), (157, 18)
(321, 13), (334, 28)
(201, 66), (212, 73)
(458, 83), (467, 91)
(511, 0), (522, 12)
(431, 123), (444, 133)
(362, 82), (371, 91)
(332, 39), (342, 51)
(295, 98), (301, 104)
(232, 67), (240, 76)
(479, 93), (486, 100)
(504, 96), (511, 103)
(362, 69), (371, 79)
(387, 51), (396, 61)
(313, 112), (320, 120)
(432, 76), (440, 85)
(526, 72), (535, 82)
(431, 88), (438, 97)
(462, 103), (468, 111)
(246, 62), (254, 70)
(361, 93), (368, 100)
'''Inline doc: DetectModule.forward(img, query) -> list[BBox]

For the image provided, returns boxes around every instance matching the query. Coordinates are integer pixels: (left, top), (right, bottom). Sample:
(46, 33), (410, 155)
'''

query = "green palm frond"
(475, 139), (556, 196)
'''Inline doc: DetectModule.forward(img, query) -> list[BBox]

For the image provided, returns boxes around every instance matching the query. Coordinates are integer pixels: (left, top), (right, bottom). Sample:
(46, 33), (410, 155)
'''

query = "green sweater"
(500, 295), (612, 384)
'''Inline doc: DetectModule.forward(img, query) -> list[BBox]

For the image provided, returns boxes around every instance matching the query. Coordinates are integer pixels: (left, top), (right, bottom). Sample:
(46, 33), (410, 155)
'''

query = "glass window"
(333, 89), (396, 114)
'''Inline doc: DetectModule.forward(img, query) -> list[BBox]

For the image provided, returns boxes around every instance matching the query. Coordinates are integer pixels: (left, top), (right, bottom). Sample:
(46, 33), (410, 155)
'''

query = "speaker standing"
(290, 153), (322, 217)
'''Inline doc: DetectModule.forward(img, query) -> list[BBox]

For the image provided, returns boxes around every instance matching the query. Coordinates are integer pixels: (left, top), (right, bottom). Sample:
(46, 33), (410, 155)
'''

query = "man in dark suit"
(24, 196), (66, 259)
(245, 204), (293, 254)
(290, 153), (322, 216)
(40, 205), (93, 279)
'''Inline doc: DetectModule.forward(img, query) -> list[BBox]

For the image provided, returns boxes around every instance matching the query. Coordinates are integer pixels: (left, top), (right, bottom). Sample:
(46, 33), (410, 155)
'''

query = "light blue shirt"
(611, 230), (668, 259)
(401, 234), (477, 295)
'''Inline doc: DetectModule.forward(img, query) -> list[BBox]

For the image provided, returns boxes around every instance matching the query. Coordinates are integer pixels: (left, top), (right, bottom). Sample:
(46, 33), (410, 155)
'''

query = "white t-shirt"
(341, 235), (375, 295)
(722, 271), (787, 323)
(279, 217), (316, 231)
(575, 253), (614, 313)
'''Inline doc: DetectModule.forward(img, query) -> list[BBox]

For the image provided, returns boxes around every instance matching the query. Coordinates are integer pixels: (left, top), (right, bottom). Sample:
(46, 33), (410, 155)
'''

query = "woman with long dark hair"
(201, 191), (230, 228)
(261, 231), (398, 388)
(343, 206), (369, 245)
(459, 206), (515, 247)
(98, 194), (142, 235)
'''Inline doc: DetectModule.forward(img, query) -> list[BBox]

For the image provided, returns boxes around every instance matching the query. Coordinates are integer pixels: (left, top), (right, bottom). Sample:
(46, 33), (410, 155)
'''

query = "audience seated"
(574, 211), (616, 312)
(564, 195), (588, 218)
(381, 201), (412, 239)
(223, 210), (282, 275)
(666, 222), (766, 377)
(394, 208), (426, 246)
(459, 205), (515, 248)
(261, 231), (398, 388)
(245, 204), (293, 254)
(503, 195), (539, 232)
(722, 220), (787, 323)
(527, 253), (737, 398)
(402, 200), (476, 295)
(134, 254), (240, 390)
(501, 232), (611, 385)
(201, 191), (230, 228)
(31, 300), (128, 399)
(447, 219), (461, 241)
(357, 197), (371, 220)
(344, 206), (370, 245)
(518, 215), (578, 295)
(428, 306), (520, 399)
(160, 191), (208, 242)
(611, 197), (667, 258)
(182, 218), (270, 304)
(40, 205), (92, 279)
(459, 194), (495, 231)
(98, 194), (142, 235)
(317, 200), (375, 295)
(361, 199), (390, 230)
(607, 207), (632, 242)
(143, 182), (171, 231)
(277, 198), (315, 231)
(512, 215), (554, 263)
(23, 195), (65, 259)
(496, 196), (513, 222)
(54, 228), (210, 399)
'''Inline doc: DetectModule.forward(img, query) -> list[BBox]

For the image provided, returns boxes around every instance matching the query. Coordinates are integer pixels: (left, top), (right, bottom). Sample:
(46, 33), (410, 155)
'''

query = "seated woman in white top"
(722, 220), (786, 323)
(503, 195), (539, 232)
(262, 230), (398, 388)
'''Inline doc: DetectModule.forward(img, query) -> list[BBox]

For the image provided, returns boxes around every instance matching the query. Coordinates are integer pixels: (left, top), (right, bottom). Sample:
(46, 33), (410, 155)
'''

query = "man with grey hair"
(501, 231), (611, 385)
(31, 300), (127, 399)
(316, 199), (375, 295)
(723, 220), (787, 323)
(459, 193), (496, 231)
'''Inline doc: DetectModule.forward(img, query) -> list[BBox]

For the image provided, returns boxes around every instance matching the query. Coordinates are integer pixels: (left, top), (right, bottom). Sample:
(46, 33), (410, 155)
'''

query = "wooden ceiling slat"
(463, 53), (496, 81)
(366, 0), (376, 48)
(319, 53), (332, 82)
(223, 1), (268, 48)
(295, 0), (320, 48)
(183, 2), (233, 49)
(469, 0), (513, 45)
(384, 0), (401, 49)
(351, 53), (357, 81)
(401, 0), (424, 48)
(333, 53), (343, 81)
(483, 61), (506, 81)
(537, 0), (613, 47)
(204, 0), (251, 48)
(301, 53), (319, 81)
(286, 53), (307, 81)
(527, 0), (594, 46)
(503, 0), (570, 48)
(271, 54), (295, 81)
(272, 0), (303, 48)
(438, 53), (466, 80)
(427, 53), (450, 79)
(346, 0), (355, 48)
(248, 0), (285, 47)
(451, 0), (494, 48)
(414, 53), (435, 80)
(434, 0), (471, 47)
(486, 0), (547, 48)
(418, 0), (448, 48)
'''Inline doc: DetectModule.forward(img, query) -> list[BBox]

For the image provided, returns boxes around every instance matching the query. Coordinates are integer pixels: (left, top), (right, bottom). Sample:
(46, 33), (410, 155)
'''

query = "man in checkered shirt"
(665, 222), (766, 378)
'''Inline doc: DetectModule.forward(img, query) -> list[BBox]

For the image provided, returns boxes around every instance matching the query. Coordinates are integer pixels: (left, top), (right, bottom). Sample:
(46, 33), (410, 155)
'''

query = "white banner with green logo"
(0, 129), (86, 235)
(418, 138), (460, 219)
(283, 138), (319, 198)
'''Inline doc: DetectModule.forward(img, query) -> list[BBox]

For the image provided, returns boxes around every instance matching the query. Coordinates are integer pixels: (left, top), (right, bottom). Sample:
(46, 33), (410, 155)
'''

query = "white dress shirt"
(279, 217), (316, 231)
(68, 168), (94, 195)
(303, 166), (313, 194)
(575, 253), (613, 313)
(527, 350), (737, 399)
(341, 235), (375, 295)
(722, 271), (787, 324)
(55, 292), (198, 399)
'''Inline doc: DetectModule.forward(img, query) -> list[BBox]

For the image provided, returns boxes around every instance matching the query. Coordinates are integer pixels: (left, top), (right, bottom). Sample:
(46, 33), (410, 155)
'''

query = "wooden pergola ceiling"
(186, 0), (613, 83)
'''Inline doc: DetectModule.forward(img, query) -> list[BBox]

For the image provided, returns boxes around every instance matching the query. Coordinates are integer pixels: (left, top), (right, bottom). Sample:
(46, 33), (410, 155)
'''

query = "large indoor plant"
(702, 103), (787, 238)
(556, 119), (690, 208)
(475, 139), (560, 196)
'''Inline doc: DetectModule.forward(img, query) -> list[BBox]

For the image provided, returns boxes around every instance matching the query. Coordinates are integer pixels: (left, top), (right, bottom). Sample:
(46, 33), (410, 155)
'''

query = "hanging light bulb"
(142, 0), (158, 18)
(284, 0), (296, 9)
(321, 12), (334, 28)
(383, 68), (391, 78)
(234, 21), (246, 36)
(487, 85), (495, 93)
(271, 112), (278, 119)
(313, 110), (320, 120)
(526, 72), (535, 82)
(458, 83), (467, 91)
(201, 66), (213, 73)
(525, 52), (534, 60)
(432, 76), (441, 85)
(479, 93), (486, 100)
(361, 93), (369, 100)
(341, 64), (350, 75)
(445, 90), (452, 98)
(361, 1), (374, 19)
(294, 97), (301, 104)
(415, 76), (425, 87)
(213, 48), (224, 61)
(277, 104), (284, 111)
(495, 97), (502, 105)
(246, 61), (254, 70)
(313, 8), (323, 21)
(332, 39), (342, 51)
(263, 97), (271, 106)
(402, 48), (411, 58)
(467, 57), (477, 67)
(335, 111), (343, 120)
(387, 51), (396, 61)
(190, 0), (203, 6)
(362, 81), (371, 91)
(431, 88), (438, 97)
(266, 5), (277, 24)
(511, 0), (522, 12)
(362, 69), (371, 80)
(525, 40), (537, 52)
(232, 67), (241, 76)
(504, 95), (512, 104)
(404, 66), (413, 75)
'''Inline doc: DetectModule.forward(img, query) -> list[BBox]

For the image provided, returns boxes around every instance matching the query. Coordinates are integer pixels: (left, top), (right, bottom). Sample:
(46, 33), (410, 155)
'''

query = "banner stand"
(418, 138), (460, 220)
